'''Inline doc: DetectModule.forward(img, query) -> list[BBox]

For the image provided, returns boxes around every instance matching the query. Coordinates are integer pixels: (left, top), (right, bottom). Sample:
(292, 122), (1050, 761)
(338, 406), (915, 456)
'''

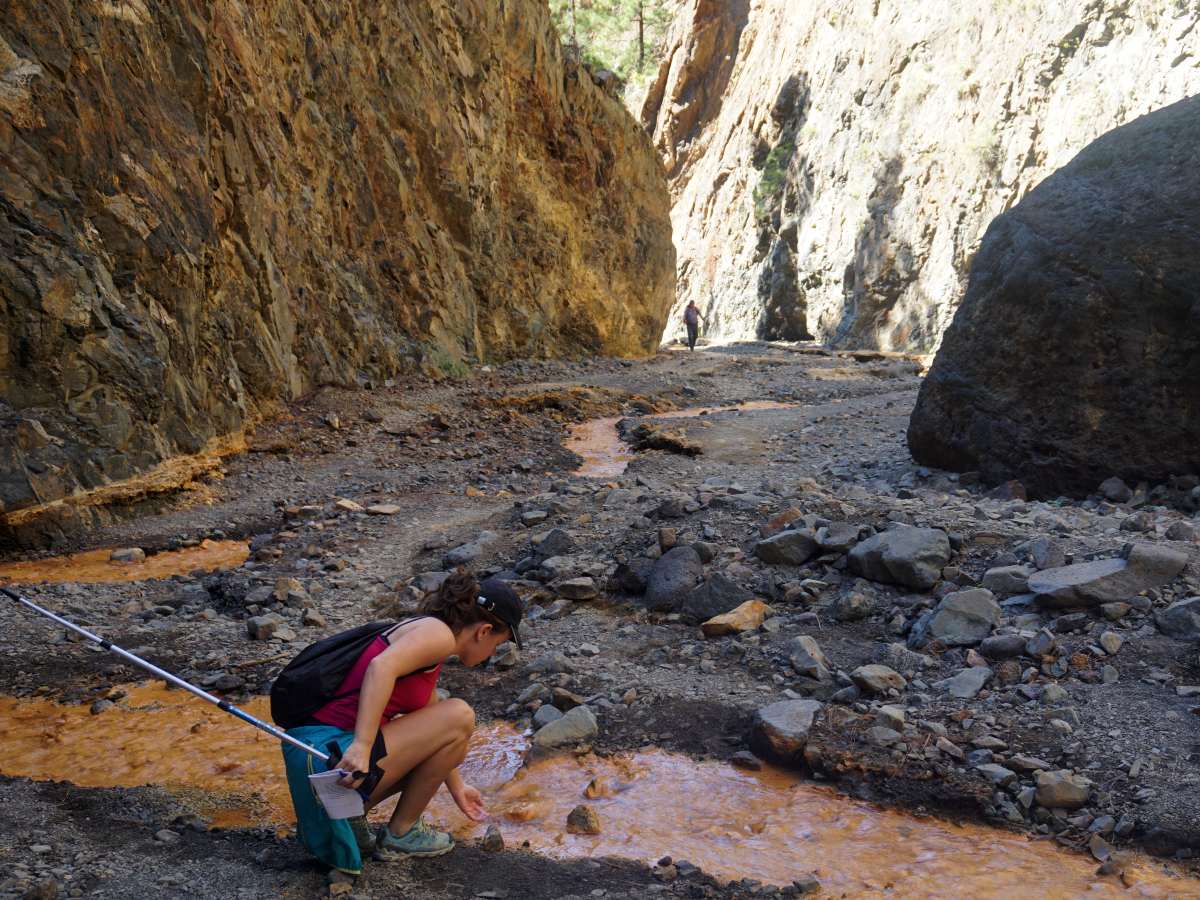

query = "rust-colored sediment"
(566, 401), (799, 478)
(0, 540), (249, 586)
(0, 684), (1194, 897)
(0, 433), (246, 528)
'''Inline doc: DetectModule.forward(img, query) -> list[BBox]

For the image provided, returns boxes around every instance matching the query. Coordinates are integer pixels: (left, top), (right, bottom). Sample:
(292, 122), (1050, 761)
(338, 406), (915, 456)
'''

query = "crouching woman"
(280, 570), (523, 874)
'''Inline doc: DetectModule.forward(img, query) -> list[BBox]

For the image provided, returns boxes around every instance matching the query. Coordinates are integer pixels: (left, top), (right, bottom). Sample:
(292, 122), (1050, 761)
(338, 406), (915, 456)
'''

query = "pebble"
(481, 824), (504, 852)
(566, 805), (601, 835)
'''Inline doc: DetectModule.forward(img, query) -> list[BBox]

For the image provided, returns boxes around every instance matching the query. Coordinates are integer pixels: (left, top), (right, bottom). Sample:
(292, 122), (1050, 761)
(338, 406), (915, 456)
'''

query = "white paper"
(308, 769), (365, 820)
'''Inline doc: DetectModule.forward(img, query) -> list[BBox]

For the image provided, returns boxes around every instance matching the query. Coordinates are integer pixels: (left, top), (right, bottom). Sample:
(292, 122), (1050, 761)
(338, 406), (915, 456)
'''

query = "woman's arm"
(336, 620), (453, 783)
(423, 691), (486, 820)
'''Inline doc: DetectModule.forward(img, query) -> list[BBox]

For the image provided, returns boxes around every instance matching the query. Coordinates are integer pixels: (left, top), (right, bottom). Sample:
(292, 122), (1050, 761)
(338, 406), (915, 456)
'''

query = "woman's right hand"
(334, 741), (372, 789)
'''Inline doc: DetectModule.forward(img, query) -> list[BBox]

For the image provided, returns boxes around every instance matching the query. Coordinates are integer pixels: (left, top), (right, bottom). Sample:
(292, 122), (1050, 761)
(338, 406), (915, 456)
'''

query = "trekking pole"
(1, 585), (331, 764)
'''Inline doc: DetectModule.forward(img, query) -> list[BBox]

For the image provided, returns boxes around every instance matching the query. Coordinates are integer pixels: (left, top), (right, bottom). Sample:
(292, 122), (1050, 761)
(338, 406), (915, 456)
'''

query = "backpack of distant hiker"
(270, 620), (401, 728)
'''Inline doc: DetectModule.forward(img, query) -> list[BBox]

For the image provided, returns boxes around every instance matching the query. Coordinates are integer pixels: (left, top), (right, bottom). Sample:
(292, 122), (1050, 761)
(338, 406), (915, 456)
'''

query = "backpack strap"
(327, 616), (436, 703)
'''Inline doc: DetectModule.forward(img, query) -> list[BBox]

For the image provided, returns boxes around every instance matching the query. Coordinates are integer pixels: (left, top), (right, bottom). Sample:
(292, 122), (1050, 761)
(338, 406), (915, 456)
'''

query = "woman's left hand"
(450, 782), (487, 821)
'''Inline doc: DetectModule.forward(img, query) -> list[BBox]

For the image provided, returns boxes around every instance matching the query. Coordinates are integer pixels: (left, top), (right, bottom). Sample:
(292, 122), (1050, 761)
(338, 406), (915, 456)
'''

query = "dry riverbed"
(1, 342), (1199, 899)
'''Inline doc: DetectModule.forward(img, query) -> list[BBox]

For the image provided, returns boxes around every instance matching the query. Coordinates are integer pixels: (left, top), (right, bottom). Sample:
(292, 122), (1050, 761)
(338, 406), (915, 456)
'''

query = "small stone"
(481, 824), (504, 852)
(366, 504), (402, 516)
(751, 699), (823, 765)
(334, 499), (364, 513)
(246, 615), (279, 640)
(1036, 770), (1091, 809)
(1166, 520), (1197, 542)
(531, 705), (598, 749)
(109, 547), (146, 564)
(1101, 602), (1132, 621)
(866, 726), (902, 747)
(754, 529), (819, 566)
(154, 829), (180, 843)
(521, 510), (549, 527)
(787, 635), (832, 681)
(302, 609), (327, 627)
(1099, 631), (1123, 655)
(793, 874), (822, 895)
(936, 737), (965, 759)
(729, 751), (762, 771)
(1099, 477), (1133, 503)
(937, 666), (993, 699)
(982, 566), (1034, 597)
(533, 705), (563, 728)
(875, 705), (906, 730)
(701, 599), (771, 637)
(566, 805), (601, 835)
(975, 763), (1017, 786)
(556, 577), (599, 600)
(90, 698), (114, 715)
(851, 664), (907, 694)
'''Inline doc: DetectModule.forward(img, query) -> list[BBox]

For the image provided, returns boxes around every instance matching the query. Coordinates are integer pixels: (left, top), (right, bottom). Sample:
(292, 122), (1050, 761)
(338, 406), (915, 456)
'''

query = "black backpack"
(270, 620), (401, 728)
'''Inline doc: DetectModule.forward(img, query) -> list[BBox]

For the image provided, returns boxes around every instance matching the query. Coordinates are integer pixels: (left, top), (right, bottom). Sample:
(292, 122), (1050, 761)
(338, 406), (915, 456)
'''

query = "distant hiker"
(683, 300), (705, 351)
(279, 569), (523, 875)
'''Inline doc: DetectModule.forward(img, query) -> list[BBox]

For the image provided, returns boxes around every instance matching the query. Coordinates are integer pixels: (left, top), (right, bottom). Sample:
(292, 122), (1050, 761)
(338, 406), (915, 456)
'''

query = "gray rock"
(1156, 596), (1200, 640)
(750, 699), (822, 766)
(641, 546), (704, 612)
(976, 763), (1017, 786)
(109, 547), (146, 564)
(907, 97), (1200, 497)
(413, 571), (450, 594)
(680, 572), (753, 620)
(532, 528), (575, 562)
(830, 591), (874, 622)
(847, 526), (950, 590)
(982, 565), (1034, 597)
(526, 652), (574, 674)
(979, 633), (1027, 659)
(866, 726), (902, 747)
(531, 705), (598, 749)
(937, 666), (993, 699)
(612, 558), (653, 595)
(925, 588), (1001, 646)
(851, 664), (907, 694)
(1166, 520), (1198, 542)
(1030, 544), (1188, 609)
(1035, 770), (1091, 810)
(814, 522), (862, 553)
(532, 705), (563, 728)
(556, 577), (598, 600)
(1099, 477), (1134, 503)
(246, 615), (280, 640)
(755, 529), (819, 566)
(444, 531), (499, 567)
(787, 635), (832, 681)
(1026, 538), (1067, 571)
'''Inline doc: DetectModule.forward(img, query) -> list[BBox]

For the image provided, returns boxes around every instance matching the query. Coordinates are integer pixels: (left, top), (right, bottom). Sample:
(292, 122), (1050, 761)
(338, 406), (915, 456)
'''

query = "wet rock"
(641, 546), (703, 612)
(109, 547), (146, 564)
(680, 572), (754, 620)
(1156, 596), (1200, 640)
(531, 705), (598, 749)
(847, 526), (950, 590)
(1036, 770), (1091, 810)
(481, 824), (504, 852)
(982, 565), (1034, 597)
(1030, 544), (1187, 609)
(701, 599), (771, 637)
(1099, 477), (1134, 503)
(729, 751), (762, 770)
(925, 588), (1001, 646)
(444, 531), (499, 567)
(90, 698), (114, 715)
(851, 664), (907, 694)
(937, 666), (993, 699)
(556, 577), (598, 600)
(566, 805), (601, 835)
(755, 529), (819, 566)
(750, 699), (822, 766)
(787, 635), (832, 682)
(793, 874), (822, 896)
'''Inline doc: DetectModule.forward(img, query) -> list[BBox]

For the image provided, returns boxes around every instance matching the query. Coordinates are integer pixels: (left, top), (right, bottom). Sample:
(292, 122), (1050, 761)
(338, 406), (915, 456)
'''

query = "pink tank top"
(310, 624), (443, 730)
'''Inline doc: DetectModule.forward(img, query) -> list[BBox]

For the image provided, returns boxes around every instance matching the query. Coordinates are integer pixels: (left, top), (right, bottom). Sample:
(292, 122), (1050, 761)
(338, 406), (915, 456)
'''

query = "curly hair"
(419, 568), (508, 634)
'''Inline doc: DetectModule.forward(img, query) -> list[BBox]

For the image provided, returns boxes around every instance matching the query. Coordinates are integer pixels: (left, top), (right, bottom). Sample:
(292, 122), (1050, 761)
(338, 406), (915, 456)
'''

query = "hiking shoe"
(374, 818), (455, 860)
(348, 816), (374, 854)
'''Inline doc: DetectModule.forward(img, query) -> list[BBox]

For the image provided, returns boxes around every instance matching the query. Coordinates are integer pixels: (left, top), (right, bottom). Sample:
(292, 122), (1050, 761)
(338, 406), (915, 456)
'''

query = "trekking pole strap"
(1, 585), (329, 763)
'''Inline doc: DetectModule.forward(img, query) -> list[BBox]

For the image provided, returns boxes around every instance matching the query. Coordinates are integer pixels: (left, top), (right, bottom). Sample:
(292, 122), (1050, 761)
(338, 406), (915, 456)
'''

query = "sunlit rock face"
(0, 0), (674, 529)
(644, 0), (1200, 349)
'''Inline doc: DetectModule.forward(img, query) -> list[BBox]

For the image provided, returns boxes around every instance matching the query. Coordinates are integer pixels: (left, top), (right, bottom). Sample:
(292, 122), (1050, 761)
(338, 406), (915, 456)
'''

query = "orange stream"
(565, 401), (799, 478)
(0, 684), (1195, 896)
(0, 540), (250, 585)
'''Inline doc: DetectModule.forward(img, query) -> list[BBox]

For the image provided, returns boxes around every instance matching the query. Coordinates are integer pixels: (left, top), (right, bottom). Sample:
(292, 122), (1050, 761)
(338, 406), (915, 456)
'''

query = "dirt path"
(2, 341), (1198, 899)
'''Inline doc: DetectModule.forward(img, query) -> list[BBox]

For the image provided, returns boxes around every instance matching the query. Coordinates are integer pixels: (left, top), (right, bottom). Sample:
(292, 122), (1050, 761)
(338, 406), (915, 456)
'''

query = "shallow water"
(0, 683), (1195, 897)
(0, 540), (249, 586)
(565, 401), (800, 478)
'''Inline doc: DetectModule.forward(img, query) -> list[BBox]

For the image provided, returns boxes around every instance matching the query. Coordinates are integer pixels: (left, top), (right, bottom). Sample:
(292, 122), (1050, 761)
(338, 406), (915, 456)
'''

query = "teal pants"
(281, 725), (363, 874)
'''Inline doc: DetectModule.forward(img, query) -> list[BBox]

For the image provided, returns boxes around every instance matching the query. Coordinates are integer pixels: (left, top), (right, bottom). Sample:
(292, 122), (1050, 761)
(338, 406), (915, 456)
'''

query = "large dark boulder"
(908, 96), (1200, 498)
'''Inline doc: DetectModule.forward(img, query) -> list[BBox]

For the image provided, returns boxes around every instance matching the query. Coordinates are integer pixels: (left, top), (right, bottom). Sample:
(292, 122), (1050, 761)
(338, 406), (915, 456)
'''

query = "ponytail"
(420, 568), (504, 633)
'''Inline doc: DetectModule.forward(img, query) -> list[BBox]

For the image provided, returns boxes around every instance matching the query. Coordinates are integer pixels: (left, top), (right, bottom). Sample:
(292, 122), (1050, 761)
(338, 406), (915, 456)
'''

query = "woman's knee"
(442, 698), (475, 737)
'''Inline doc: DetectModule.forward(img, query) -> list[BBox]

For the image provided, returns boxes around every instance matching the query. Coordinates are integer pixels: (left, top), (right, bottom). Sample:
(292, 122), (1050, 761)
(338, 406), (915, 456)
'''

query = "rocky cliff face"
(0, 0), (673, 538)
(644, 0), (1200, 349)
(908, 96), (1200, 498)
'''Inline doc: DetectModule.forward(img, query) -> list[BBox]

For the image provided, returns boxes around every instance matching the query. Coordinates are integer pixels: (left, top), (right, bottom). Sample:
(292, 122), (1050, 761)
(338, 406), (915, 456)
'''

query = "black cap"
(477, 578), (524, 648)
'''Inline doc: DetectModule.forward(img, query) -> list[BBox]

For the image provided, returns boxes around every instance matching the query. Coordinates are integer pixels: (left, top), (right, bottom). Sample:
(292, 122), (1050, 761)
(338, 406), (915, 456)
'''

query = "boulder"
(641, 546), (704, 611)
(847, 527), (950, 590)
(1030, 544), (1188, 609)
(1035, 770), (1091, 810)
(754, 529), (819, 566)
(531, 705), (598, 749)
(750, 699), (822, 766)
(444, 531), (499, 567)
(925, 588), (1001, 646)
(908, 96), (1200, 497)
(787, 635), (832, 682)
(680, 572), (754, 620)
(851, 664), (906, 694)
(701, 599), (771, 637)
(1157, 597), (1200, 641)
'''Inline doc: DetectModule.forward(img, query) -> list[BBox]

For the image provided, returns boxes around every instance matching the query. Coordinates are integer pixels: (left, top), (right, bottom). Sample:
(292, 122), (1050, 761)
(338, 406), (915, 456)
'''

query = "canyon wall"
(644, 0), (1200, 349)
(0, 0), (674, 536)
